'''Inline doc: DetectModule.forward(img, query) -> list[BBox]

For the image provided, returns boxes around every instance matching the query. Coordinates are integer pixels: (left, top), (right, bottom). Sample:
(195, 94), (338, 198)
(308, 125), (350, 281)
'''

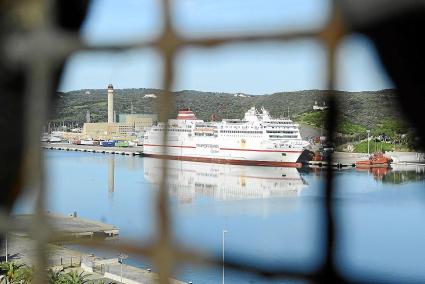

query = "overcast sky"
(59, 0), (393, 94)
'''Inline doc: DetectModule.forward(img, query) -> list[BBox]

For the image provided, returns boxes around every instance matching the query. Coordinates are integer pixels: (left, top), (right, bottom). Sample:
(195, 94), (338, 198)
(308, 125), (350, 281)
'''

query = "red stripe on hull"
(178, 111), (195, 114)
(143, 153), (302, 168)
(220, 147), (303, 153)
(143, 144), (302, 153)
(144, 144), (196, 149)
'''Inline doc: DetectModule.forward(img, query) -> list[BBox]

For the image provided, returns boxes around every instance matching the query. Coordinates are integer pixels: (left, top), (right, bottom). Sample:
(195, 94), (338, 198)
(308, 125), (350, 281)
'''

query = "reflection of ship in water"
(143, 157), (307, 203)
(357, 164), (425, 184)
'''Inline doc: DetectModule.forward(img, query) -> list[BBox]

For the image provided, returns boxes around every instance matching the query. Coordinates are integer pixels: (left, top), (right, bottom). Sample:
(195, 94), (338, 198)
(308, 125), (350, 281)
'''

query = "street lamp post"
(5, 233), (7, 262)
(394, 132), (397, 151)
(367, 130), (371, 155)
(118, 253), (128, 284)
(222, 230), (228, 284)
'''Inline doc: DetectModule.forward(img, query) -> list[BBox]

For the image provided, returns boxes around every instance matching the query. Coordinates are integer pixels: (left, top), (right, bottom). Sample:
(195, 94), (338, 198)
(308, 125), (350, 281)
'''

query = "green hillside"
(51, 88), (410, 136)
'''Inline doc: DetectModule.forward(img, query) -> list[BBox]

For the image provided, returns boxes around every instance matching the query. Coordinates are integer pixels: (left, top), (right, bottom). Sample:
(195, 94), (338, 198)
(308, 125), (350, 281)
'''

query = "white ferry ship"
(143, 107), (309, 167)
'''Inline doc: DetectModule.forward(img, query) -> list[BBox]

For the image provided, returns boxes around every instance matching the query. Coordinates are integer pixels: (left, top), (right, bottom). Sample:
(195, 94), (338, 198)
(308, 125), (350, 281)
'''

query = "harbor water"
(14, 151), (425, 283)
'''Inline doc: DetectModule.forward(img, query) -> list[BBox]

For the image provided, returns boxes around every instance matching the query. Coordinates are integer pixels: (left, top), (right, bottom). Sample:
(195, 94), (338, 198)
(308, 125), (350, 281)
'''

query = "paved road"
(106, 263), (186, 284)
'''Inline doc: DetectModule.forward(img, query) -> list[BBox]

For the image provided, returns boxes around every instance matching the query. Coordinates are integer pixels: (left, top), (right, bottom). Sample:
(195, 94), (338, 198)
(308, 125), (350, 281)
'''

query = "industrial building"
(118, 113), (158, 132)
(82, 84), (157, 140)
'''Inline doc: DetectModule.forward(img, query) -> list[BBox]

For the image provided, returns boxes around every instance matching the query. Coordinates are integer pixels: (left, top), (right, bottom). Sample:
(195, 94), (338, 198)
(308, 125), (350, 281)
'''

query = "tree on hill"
(49, 88), (411, 139)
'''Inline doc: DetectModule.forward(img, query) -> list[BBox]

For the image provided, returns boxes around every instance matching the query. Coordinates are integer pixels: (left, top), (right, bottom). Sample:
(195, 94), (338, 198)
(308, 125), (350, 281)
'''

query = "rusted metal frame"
(24, 59), (52, 284)
(58, 4), (344, 284)
(316, 2), (346, 282)
(1, 26), (325, 284)
(154, 1), (177, 283)
(79, 30), (318, 52)
(1, 0), (354, 283)
(19, 1), (58, 283)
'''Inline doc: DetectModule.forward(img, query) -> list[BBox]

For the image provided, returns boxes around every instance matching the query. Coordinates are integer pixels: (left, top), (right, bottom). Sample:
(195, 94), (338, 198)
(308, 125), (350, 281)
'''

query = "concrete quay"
(43, 144), (363, 168)
(1, 233), (84, 267)
(42, 143), (143, 156)
(44, 143), (424, 169)
(12, 213), (119, 239)
(386, 151), (425, 164)
(86, 260), (186, 284)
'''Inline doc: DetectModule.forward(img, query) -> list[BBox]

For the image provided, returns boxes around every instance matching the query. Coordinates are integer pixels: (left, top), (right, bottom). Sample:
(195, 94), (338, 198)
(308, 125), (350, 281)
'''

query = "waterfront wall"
(387, 151), (425, 163)
(104, 272), (142, 284)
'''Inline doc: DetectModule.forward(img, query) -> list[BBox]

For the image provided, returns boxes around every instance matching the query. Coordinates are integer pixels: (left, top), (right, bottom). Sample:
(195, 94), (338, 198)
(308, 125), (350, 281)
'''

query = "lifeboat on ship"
(355, 152), (392, 168)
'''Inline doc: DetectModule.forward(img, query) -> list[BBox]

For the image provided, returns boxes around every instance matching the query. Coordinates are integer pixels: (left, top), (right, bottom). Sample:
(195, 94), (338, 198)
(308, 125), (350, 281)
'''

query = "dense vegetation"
(0, 261), (109, 283)
(50, 88), (411, 137)
(352, 141), (402, 153)
(0, 261), (33, 283)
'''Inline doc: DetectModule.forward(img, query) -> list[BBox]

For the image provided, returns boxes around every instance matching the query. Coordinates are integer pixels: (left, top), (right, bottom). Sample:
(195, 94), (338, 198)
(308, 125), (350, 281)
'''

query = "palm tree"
(13, 266), (33, 283)
(60, 271), (91, 284)
(47, 268), (65, 284)
(0, 261), (33, 283)
(1, 263), (99, 284)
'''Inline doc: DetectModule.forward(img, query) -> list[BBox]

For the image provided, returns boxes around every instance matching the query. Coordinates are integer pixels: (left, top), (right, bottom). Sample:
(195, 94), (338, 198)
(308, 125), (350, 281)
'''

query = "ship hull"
(143, 153), (301, 167)
(143, 144), (303, 167)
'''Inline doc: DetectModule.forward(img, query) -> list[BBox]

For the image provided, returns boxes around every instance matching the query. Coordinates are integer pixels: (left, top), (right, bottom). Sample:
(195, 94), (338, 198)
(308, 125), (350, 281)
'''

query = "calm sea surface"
(14, 151), (425, 283)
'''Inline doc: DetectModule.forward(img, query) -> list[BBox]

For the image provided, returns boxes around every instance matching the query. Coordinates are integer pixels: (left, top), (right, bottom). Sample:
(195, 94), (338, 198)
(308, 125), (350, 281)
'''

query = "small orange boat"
(355, 152), (392, 168)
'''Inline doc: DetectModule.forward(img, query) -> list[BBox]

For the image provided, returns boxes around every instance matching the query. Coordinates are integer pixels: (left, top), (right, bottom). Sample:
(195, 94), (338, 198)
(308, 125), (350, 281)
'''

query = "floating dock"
(306, 152), (366, 168)
(307, 161), (355, 168)
(42, 143), (142, 156)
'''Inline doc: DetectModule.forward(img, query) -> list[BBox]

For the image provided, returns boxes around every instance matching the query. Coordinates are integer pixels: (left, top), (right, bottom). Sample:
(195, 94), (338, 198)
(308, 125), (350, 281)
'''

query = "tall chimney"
(107, 84), (114, 123)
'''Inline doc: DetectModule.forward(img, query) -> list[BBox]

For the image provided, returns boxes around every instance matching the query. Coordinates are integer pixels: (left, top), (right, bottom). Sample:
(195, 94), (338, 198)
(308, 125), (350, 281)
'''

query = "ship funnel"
(177, 109), (197, 120)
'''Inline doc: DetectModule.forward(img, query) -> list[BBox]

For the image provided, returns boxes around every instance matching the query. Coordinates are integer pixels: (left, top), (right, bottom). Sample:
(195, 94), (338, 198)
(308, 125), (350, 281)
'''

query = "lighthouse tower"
(107, 84), (114, 123)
